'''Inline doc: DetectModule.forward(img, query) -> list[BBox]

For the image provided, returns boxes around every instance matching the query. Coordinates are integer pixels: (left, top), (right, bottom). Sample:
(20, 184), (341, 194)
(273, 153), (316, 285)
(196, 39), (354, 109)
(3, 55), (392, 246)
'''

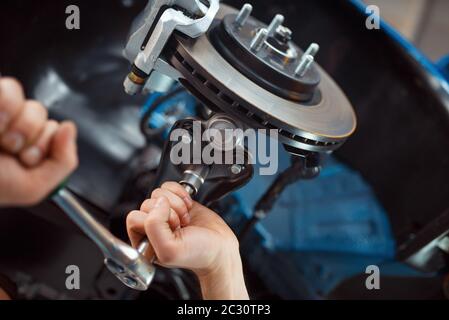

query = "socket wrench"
(53, 165), (209, 291)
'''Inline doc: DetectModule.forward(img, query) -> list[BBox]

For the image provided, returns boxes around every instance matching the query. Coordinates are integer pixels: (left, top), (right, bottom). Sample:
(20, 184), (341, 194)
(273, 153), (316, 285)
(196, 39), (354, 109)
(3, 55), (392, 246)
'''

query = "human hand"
(0, 77), (78, 207)
(126, 182), (249, 300)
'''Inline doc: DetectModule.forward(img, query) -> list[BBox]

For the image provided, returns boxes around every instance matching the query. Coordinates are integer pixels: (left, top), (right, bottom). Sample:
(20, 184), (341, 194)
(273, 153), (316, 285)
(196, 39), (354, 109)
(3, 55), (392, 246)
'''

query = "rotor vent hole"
(193, 71), (207, 83)
(218, 92), (234, 105)
(206, 82), (220, 95)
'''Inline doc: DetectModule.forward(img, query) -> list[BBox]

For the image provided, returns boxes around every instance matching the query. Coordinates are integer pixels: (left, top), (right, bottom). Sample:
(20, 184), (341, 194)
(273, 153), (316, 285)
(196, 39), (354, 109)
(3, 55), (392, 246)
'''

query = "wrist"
(196, 238), (249, 300)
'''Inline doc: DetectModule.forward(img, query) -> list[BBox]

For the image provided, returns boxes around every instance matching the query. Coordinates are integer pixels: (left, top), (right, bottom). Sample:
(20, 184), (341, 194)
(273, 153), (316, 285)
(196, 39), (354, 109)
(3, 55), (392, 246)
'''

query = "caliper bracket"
(123, 0), (220, 95)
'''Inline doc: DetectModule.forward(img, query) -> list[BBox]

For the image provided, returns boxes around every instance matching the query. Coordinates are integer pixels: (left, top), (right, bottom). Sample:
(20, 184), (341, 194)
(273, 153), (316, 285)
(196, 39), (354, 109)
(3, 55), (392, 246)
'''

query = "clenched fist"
(0, 77), (78, 206)
(127, 182), (249, 300)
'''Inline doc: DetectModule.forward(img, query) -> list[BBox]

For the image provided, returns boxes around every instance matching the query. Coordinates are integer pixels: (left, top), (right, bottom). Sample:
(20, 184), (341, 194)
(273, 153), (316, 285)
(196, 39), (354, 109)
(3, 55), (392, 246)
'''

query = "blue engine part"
(141, 87), (197, 139)
(234, 146), (397, 297)
(437, 55), (449, 82)
(239, 155), (395, 257)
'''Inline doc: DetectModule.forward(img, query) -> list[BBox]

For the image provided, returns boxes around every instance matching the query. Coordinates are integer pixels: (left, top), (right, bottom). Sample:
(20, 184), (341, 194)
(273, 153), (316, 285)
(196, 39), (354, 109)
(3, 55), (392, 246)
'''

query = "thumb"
(49, 121), (78, 165)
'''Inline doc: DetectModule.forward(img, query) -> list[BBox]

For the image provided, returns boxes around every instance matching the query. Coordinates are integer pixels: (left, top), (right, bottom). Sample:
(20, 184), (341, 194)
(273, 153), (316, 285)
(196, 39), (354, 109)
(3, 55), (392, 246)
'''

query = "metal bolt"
(275, 25), (292, 43)
(267, 14), (284, 37)
(295, 55), (314, 77)
(231, 165), (243, 175)
(295, 43), (320, 77)
(250, 28), (268, 51)
(235, 4), (253, 29)
(304, 43), (320, 57)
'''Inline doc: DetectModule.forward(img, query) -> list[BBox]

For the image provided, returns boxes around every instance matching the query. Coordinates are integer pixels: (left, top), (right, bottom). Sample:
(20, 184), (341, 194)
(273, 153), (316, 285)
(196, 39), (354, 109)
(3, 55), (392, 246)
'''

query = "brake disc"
(163, 4), (356, 153)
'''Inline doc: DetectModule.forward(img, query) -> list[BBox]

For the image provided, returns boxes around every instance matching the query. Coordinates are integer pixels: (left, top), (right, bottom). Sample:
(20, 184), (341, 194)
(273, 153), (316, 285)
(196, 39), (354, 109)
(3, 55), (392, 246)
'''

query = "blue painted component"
(141, 87), (197, 138)
(235, 148), (397, 296)
(141, 92), (163, 115)
(437, 55), (449, 81)
(237, 150), (395, 256)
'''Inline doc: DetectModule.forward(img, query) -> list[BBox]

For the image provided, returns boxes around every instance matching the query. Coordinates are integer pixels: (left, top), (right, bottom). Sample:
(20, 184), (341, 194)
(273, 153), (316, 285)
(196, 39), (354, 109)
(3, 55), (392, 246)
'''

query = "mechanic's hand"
(0, 77), (78, 207)
(126, 182), (249, 300)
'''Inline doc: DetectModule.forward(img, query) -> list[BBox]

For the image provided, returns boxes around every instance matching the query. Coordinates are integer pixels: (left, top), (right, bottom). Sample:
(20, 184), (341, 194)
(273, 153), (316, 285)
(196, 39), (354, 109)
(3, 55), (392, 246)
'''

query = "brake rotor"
(165, 4), (356, 153)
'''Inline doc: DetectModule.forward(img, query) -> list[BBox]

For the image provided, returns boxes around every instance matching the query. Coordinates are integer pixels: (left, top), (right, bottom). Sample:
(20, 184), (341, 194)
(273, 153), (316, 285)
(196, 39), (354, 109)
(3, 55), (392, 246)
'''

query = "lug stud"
(235, 4), (253, 29)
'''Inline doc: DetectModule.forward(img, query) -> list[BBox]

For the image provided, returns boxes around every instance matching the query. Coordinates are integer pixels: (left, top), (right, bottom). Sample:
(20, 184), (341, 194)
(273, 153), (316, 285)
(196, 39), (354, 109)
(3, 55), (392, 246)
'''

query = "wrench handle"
(53, 188), (116, 255)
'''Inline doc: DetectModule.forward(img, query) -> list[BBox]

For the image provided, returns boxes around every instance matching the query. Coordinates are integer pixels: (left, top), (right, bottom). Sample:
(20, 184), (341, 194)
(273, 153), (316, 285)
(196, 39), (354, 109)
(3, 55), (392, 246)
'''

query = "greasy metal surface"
(172, 5), (356, 147)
